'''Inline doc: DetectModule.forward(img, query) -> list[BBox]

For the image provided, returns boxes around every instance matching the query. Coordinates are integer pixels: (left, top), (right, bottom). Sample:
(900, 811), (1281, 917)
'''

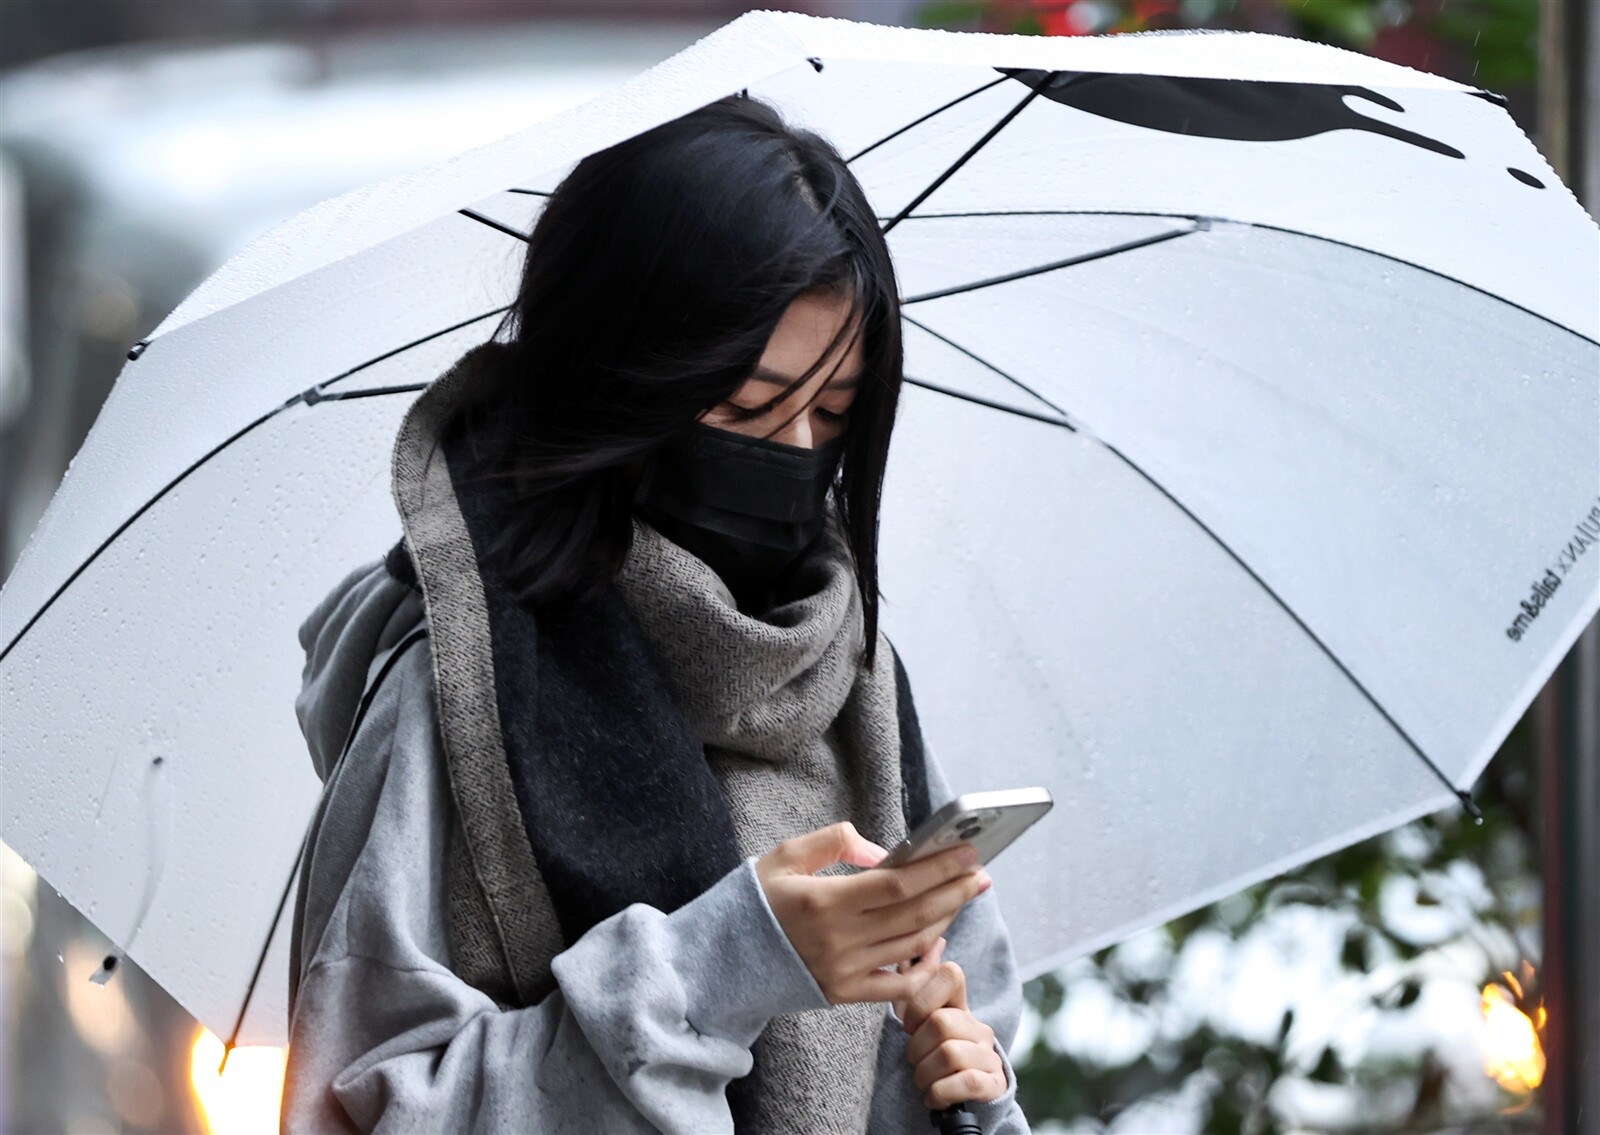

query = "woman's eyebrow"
(750, 365), (861, 390)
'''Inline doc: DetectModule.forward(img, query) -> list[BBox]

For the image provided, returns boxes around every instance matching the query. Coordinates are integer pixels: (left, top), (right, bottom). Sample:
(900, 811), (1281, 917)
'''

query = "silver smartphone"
(877, 787), (1054, 870)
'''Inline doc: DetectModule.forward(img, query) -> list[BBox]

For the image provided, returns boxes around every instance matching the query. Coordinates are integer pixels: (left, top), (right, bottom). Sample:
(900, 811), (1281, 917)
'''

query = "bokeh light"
(189, 1028), (285, 1135)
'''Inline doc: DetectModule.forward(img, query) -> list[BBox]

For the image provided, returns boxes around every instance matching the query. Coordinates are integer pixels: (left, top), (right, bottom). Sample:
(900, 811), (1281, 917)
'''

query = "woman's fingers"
(924, 1065), (1007, 1110)
(901, 961), (970, 1037)
(902, 934), (947, 976)
(848, 965), (940, 1005)
(890, 936), (946, 1021)
(860, 909), (961, 976)
(906, 1001), (993, 1072)
(911, 1038), (999, 1093)
(753, 823), (993, 1008)
(859, 868), (990, 951)
(769, 821), (888, 876)
(903, 1000), (1005, 1108)
(847, 843), (981, 910)
(896, 961), (1006, 1109)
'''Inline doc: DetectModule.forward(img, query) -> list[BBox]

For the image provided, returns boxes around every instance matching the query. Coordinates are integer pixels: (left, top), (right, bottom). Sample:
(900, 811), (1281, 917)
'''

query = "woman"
(281, 93), (1031, 1134)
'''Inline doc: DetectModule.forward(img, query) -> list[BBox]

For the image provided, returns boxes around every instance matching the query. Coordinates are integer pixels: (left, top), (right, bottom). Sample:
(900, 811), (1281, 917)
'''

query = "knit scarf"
(387, 342), (931, 1133)
(616, 515), (909, 1134)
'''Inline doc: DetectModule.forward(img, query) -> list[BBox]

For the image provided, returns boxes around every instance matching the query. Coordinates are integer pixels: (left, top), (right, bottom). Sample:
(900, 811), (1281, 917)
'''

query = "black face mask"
(633, 422), (846, 609)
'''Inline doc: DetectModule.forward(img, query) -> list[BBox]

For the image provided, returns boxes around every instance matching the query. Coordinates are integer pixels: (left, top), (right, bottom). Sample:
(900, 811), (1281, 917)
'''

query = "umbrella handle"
(930, 1104), (982, 1134)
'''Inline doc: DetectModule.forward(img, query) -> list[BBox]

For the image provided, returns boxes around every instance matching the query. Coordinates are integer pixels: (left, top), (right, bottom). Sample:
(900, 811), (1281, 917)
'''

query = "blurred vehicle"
(0, 20), (717, 576)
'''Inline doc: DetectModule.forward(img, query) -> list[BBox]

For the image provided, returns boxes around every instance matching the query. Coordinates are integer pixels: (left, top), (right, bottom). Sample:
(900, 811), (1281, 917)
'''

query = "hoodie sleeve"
(281, 636), (830, 1135)
(867, 736), (1033, 1134)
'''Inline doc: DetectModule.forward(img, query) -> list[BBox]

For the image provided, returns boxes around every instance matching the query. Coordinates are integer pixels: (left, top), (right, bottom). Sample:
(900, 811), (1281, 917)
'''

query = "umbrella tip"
(1456, 790), (1484, 825)
(127, 339), (149, 361)
(218, 1041), (234, 1076)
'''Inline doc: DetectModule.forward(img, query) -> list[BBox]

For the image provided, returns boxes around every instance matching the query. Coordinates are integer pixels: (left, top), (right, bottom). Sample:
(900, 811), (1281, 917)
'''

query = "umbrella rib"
(312, 305), (511, 395)
(903, 331), (1477, 814)
(1102, 437), (1475, 812)
(504, 74), (1013, 192)
(844, 74), (1012, 165)
(219, 829), (307, 1072)
(904, 374), (1073, 429)
(458, 208), (530, 244)
(903, 312), (1072, 424)
(880, 78), (1049, 236)
(220, 624), (433, 1068)
(0, 307), (507, 666)
(305, 382), (430, 404)
(902, 222), (1202, 305)
(882, 208), (1599, 348)
(0, 406), (280, 667)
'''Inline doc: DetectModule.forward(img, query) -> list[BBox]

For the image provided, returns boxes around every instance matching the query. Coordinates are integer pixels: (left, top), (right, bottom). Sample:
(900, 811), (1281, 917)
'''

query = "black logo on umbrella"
(998, 69), (1544, 187)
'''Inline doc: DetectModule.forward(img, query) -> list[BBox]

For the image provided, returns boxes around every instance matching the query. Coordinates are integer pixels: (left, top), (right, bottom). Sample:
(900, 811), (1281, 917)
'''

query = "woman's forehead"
(756, 295), (865, 392)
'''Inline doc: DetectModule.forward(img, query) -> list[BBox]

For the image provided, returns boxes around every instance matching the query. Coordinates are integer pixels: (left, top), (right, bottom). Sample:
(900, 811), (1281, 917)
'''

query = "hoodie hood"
(294, 557), (426, 783)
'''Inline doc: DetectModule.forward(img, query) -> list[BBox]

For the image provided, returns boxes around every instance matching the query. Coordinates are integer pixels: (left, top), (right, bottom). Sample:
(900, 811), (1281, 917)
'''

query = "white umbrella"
(1, 12), (1595, 1059)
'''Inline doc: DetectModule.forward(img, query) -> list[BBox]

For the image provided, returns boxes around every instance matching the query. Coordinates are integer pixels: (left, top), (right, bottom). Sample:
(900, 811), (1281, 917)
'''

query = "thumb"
(782, 821), (888, 875)
(941, 960), (970, 1012)
(892, 937), (946, 1021)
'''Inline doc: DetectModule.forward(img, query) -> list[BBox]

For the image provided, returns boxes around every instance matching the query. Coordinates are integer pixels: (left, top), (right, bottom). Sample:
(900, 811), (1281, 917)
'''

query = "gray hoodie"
(280, 558), (1033, 1134)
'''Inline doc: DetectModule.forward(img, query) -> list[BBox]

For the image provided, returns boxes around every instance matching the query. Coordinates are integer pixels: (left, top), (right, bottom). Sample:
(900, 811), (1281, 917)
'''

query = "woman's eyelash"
(722, 403), (847, 422)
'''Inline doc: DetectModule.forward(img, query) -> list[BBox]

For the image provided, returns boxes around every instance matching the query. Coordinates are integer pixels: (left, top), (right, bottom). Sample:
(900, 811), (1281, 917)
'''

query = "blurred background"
(0, 1), (1593, 1132)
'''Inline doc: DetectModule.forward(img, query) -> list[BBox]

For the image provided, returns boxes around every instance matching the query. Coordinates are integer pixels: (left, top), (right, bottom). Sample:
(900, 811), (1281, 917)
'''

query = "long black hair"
(442, 92), (903, 660)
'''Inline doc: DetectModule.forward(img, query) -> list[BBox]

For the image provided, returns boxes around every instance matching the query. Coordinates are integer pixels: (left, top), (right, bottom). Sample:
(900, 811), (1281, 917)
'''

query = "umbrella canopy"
(1, 12), (1595, 1054)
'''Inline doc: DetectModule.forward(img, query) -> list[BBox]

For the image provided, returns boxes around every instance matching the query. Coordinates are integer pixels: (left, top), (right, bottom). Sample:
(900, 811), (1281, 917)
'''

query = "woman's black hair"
(442, 92), (903, 662)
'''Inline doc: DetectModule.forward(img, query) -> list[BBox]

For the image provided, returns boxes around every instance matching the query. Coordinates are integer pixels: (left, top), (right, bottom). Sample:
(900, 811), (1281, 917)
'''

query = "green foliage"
(916, 0), (1539, 94)
(1431, 0), (1539, 88)
(1287, 0), (1399, 46)
(1284, 0), (1538, 90)
(913, 0), (991, 30)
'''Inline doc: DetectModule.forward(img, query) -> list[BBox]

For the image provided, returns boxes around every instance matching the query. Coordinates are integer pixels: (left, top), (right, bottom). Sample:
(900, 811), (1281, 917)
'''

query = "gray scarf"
(616, 516), (910, 1135)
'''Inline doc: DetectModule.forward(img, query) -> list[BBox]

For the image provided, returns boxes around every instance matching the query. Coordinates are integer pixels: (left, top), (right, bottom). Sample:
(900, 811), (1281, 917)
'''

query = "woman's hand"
(894, 947), (1007, 1109)
(754, 821), (991, 1006)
